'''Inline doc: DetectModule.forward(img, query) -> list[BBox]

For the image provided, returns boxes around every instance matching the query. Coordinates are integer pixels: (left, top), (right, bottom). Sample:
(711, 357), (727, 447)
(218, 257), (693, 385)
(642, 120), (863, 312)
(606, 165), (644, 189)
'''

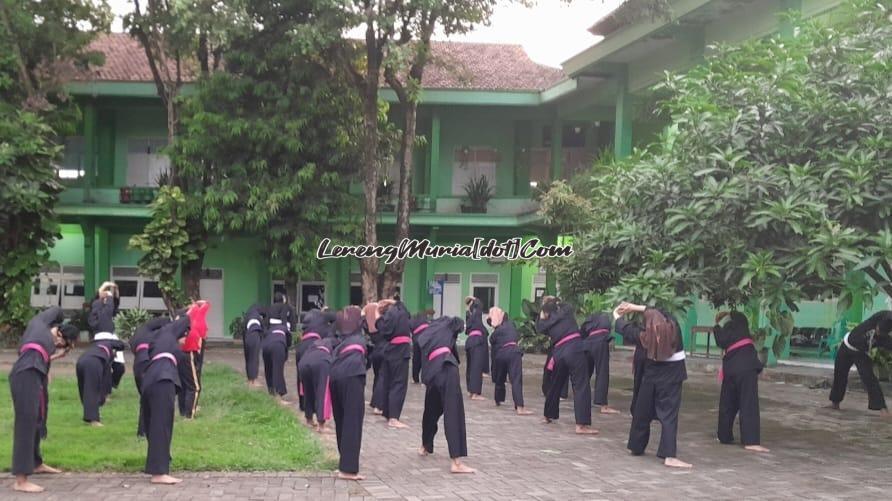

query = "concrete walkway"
(3, 346), (892, 500)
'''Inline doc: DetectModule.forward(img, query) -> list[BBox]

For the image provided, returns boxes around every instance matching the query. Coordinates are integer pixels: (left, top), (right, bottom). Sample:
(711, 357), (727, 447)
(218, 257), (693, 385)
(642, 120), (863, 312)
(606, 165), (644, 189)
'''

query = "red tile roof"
(78, 33), (565, 92)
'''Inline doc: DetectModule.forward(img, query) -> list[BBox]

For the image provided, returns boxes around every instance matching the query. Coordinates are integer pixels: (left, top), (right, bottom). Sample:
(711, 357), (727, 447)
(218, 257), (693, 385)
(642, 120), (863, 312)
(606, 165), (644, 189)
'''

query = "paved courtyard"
(3, 346), (892, 500)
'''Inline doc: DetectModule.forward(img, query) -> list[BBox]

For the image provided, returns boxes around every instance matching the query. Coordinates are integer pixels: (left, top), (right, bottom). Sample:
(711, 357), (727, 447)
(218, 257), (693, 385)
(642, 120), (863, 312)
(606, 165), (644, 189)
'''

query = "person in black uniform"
(828, 310), (892, 416)
(242, 304), (266, 387)
(416, 316), (476, 474)
(141, 314), (191, 485)
(713, 311), (769, 452)
(87, 282), (124, 401)
(487, 306), (532, 415)
(9, 307), (79, 493)
(376, 298), (412, 428)
(580, 312), (620, 415)
(464, 297), (489, 401)
(330, 306), (368, 480)
(296, 308), (336, 410)
(262, 293), (295, 403)
(615, 302), (692, 468)
(131, 315), (170, 437)
(298, 337), (335, 432)
(541, 345), (569, 400)
(364, 302), (386, 414)
(538, 297), (597, 435)
(76, 327), (127, 426)
(411, 310), (433, 384)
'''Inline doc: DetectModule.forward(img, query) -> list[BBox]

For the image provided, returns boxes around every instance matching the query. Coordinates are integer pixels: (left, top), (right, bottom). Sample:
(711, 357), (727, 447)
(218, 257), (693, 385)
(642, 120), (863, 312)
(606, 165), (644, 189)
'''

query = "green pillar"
(514, 120), (532, 196)
(97, 109), (115, 187)
(325, 259), (350, 310)
(417, 255), (435, 312)
(95, 225), (110, 285)
(83, 102), (97, 202)
(509, 262), (524, 319)
(82, 221), (96, 298)
(681, 300), (698, 354)
(614, 69), (633, 159)
(429, 111), (441, 210)
(550, 118), (562, 181)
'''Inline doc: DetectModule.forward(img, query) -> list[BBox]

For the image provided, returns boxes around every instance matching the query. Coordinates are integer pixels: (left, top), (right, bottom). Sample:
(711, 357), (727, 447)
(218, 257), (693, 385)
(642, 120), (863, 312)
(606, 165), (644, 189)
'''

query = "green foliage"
(463, 174), (494, 210)
(870, 347), (892, 382)
(516, 298), (549, 353)
(128, 186), (202, 312)
(113, 308), (152, 341)
(542, 0), (892, 347)
(229, 314), (245, 340)
(0, 364), (329, 471)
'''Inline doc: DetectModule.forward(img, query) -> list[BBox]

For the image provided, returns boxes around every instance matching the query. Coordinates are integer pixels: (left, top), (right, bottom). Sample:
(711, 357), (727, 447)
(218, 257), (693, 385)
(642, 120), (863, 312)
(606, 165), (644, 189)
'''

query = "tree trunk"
(359, 54), (381, 304)
(181, 250), (204, 302)
(381, 100), (417, 299)
(285, 277), (298, 309)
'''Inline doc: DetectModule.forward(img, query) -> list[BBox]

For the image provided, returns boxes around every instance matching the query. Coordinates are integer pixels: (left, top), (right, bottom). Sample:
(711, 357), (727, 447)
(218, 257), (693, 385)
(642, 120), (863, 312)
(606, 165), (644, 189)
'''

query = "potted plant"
(461, 174), (493, 213)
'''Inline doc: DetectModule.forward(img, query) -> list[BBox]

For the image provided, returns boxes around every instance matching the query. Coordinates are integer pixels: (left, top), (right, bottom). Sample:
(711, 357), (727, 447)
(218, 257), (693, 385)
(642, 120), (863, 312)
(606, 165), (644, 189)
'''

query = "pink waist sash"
(339, 344), (366, 356)
(152, 352), (178, 366)
(428, 346), (452, 361)
(302, 332), (321, 341)
(555, 332), (581, 347)
(502, 341), (518, 348)
(413, 323), (429, 335)
(468, 329), (484, 337)
(718, 338), (756, 382)
(587, 329), (610, 337)
(317, 346), (331, 353)
(99, 344), (111, 358)
(20, 343), (49, 364)
(136, 343), (150, 352)
(390, 335), (412, 345)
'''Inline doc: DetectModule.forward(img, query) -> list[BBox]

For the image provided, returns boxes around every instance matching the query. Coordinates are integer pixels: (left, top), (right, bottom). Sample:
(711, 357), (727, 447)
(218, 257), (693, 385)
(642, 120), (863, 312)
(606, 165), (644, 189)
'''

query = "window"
(350, 286), (363, 306)
(111, 267), (165, 311)
(58, 136), (86, 180)
(470, 273), (498, 313)
(452, 147), (498, 196)
(127, 137), (170, 187)
(300, 283), (326, 312)
(529, 148), (550, 188)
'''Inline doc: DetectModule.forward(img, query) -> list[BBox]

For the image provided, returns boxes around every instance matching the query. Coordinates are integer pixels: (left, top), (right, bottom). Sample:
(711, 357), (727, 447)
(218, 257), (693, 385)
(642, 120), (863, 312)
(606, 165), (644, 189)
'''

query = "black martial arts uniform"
(581, 313), (613, 407)
(296, 309), (336, 409)
(76, 335), (126, 423)
(367, 318), (387, 411)
(713, 312), (763, 446)
(489, 318), (525, 408)
(618, 309), (687, 459)
(131, 316), (170, 437)
(243, 304), (266, 381)
(298, 338), (335, 424)
(417, 316), (468, 458)
(331, 330), (368, 474)
(410, 313), (430, 384)
(141, 316), (190, 476)
(464, 299), (490, 396)
(377, 301), (412, 420)
(10, 307), (65, 476)
(262, 302), (295, 396)
(614, 319), (647, 416)
(88, 295), (123, 399)
(541, 345), (569, 399)
(538, 303), (592, 426)
(829, 310), (892, 411)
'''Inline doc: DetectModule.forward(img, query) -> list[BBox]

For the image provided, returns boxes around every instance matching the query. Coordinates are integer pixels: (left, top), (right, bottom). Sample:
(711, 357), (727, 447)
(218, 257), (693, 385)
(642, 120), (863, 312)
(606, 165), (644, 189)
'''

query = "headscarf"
(488, 306), (506, 328)
(640, 309), (680, 361)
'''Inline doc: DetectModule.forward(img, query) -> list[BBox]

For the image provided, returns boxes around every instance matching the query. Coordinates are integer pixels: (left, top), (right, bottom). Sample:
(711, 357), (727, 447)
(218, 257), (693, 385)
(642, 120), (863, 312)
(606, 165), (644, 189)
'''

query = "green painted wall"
(48, 225), (86, 266)
(111, 105), (168, 187)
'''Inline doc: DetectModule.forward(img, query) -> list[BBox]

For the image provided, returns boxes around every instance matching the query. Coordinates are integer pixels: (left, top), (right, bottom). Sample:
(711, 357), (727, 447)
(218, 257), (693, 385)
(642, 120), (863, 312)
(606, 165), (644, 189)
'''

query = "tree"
(172, 0), (363, 302)
(0, 0), (110, 333)
(541, 0), (892, 352)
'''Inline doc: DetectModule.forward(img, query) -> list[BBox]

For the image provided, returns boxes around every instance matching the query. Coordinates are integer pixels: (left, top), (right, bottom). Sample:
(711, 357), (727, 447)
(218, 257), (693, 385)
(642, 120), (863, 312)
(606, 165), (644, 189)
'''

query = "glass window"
(58, 136), (85, 180)
(452, 147), (498, 196)
(127, 137), (170, 187)
(143, 281), (163, 298)
(301, 284), (325, 312)
(472, 286), (496, 312)
(350, 286), (362, 306)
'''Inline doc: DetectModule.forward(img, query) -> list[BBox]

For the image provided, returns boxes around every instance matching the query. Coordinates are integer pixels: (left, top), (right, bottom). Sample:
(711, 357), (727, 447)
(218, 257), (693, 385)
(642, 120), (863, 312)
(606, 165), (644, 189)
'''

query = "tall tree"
(0, 0), (110, 333)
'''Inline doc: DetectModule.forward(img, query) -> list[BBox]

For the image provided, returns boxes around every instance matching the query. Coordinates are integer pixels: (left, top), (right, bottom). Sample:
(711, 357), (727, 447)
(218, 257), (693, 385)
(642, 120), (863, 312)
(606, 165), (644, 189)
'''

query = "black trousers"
(542, 355), (569, 399)
(412, 341), (422, 383)
(134, 356), (150, 437)
(586, 342), (611, 406)
(465, 343), (487, 395)
(263, 340), (288, 396)
(143, 380), (176, 475)
(630, 355), (645, 415)
(492, 351), (524, 408)
(298, 361), (331, 423)
(331, 375), (365, 474)
(718, 369), (761, 446)
(829, 345), (887, 410)
(112, 361), (126, 389)
(76, 356), (105, 422)
(422, 363), (468, 458)
(628, 379), (682, 458)
(10, 369), (45, 475)
(177, 351), (201, 417)
(243, 332), (261, 380)
(381, 346), (410, 420)
(370, 347), (386, 410)
(543, 346), (592, 425)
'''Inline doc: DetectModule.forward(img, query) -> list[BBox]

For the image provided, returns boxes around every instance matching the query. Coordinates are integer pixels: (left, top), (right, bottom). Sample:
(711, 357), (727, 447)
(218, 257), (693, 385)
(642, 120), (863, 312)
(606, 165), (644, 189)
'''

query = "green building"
(37, 0), (873, 360)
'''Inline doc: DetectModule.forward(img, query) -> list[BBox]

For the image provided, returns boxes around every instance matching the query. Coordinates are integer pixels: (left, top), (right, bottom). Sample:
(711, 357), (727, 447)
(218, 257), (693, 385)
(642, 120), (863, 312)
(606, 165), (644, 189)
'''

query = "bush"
(229, 315), (246, 340)
(113, 308), (152, 341)
(516, 299), (549, 354)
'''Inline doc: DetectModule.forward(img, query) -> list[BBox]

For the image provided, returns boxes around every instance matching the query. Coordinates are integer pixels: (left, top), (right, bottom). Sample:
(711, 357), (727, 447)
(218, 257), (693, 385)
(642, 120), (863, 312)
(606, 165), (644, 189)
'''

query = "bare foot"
(744, 445), (770, 453)
(13, 480), (45, 493)
(878, 408), (891, 418)
(825, 402), (841, 410)
(599, 406), (620, 415)
(277, 398), (290, 406)
(418, 446), (431, 456)
(575, 425), (599, 435)
(151, 474), (183, 484)
(372, 408), (383, 415)
(317, 424), (332, 434)
(89, 421), (104, 427)
(388, 419), (409, 429)
(541, 417), (553, 424)
(34, 464), (62, 474)
(516, 407), (533, 415)
(664, 457), (693, 469)
(470, 394), (485, 401)
(450, 460), (476, 474)
(337, 471), (366, 480)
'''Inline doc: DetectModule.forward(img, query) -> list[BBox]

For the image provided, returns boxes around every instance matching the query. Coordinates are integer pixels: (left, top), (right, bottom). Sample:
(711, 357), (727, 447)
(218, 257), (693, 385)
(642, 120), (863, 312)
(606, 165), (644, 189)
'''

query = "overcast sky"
(106, 0), (625, 67)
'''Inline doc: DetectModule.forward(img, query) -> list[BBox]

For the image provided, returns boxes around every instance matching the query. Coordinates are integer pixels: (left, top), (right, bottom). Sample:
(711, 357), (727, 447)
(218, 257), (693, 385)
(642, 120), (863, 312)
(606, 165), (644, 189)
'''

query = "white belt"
(842, 332), (860, 352)
(247, 319), (261, 330)
(269, 319), (283, 325)
(663, 350), (686, 362)
(93, 333), (125, 363)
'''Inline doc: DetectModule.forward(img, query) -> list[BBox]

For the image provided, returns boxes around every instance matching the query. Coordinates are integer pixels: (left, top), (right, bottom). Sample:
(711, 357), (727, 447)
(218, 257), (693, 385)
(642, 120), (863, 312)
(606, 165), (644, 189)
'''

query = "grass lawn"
(0, 363), (331, 472)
